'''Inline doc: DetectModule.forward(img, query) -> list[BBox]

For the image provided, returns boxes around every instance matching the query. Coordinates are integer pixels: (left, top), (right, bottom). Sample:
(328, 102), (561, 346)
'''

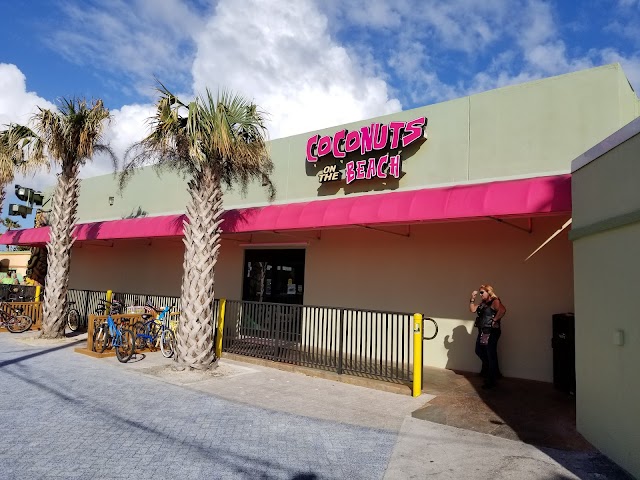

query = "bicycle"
(94, 298), (125, 316)
(0, 302), (33, 333)
(92, 313), (135, 363)
(65, 301), (82, 332)
(133, 303), (176, 358)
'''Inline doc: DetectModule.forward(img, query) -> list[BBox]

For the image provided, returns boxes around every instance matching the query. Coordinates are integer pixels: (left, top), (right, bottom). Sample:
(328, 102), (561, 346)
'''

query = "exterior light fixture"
(9, 184), (44, 218)
(14, 185), (44, 206)
(109, 196), (114, 206)
(9, 204), (30, 219)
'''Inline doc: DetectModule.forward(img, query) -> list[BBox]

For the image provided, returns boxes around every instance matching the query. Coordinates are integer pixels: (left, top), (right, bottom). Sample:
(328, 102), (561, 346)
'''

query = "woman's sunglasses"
(479, 290), (486, 295)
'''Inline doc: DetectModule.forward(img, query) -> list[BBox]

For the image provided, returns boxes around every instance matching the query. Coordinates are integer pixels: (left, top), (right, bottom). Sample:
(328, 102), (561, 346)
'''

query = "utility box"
(552, 313), (576, 394)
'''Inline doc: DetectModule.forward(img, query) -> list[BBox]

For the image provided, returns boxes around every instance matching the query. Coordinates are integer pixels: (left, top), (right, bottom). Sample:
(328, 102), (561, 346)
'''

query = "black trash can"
(552, 313), (575, 394)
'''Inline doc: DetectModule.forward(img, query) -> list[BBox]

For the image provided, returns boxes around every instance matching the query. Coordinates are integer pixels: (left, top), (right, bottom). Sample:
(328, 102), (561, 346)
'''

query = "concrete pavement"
(0, 332), (632, 479)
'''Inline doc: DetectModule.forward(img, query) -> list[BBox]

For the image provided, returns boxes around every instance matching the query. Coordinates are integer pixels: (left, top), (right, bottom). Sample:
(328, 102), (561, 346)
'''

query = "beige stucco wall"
(68, 214), (573, 382)
(68, 238), (243, 300)
(54, 63), (638, 223)
(571, 127), (640, 478)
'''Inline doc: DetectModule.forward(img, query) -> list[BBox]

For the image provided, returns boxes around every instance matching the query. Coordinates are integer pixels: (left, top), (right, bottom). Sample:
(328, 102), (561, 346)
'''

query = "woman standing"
(470, 284), (506, 389)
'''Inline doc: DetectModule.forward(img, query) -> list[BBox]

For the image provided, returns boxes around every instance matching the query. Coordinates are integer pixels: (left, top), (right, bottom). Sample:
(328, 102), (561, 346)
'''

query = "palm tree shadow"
(77, 221), (104, 240)
(220, 209), (255, 234)
(0, 339), (84, 369)
(4, 366), (326, 479)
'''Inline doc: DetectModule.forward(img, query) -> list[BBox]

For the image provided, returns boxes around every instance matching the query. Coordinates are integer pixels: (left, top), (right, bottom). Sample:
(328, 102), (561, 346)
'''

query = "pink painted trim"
(0, 175), (571, 246)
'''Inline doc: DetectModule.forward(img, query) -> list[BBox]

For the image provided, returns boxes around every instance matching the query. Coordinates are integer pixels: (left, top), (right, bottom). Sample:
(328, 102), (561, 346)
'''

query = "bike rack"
(423, 317), (438, 341)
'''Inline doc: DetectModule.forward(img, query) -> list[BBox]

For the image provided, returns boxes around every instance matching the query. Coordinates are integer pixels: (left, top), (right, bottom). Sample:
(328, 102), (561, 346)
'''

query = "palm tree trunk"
(41, 164), (79, 338)
(175, 166), (223, 369)
(0, 187), (5, 217)
(25, 210), (48, 286)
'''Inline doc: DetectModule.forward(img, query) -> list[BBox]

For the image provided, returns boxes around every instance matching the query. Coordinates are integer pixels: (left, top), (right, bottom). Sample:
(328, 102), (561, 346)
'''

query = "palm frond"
(32, 98), (112, 171)
(120, 81), (274, 199)
(0, 124), (48, 184)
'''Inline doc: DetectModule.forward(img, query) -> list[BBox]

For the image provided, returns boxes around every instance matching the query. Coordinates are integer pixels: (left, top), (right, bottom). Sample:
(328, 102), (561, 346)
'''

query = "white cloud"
(326, 0), (513, 54)
(0, 64), (58, 198)
(599, 49), (640, 88)
(0, 64), (56, 127)
(517, 0), (557, 51)
(191, 0), (401, 138)
(97, 103), (155, 173)
(51, 0), (206, 96)
(525, 42), (594, 75)
(0, 64), (152, 196)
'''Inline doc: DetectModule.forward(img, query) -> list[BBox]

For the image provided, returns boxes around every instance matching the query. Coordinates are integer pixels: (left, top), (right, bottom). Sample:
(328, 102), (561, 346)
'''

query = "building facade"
(570, 116), (640, 478)
(2, 63), (639, 385)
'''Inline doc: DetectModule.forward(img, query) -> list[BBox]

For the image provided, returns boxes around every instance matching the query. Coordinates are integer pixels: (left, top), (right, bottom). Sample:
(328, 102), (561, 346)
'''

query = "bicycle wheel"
(146, 321), (161, 351)
(7, 315), (33, 333)
(0, 310), (9, 329)
(115, 329), (135, 363)
(93, 326), (109, 353)
(132, 321), (147, 350)
(160, 329), (175, 358)
(66, 308), (81, 332)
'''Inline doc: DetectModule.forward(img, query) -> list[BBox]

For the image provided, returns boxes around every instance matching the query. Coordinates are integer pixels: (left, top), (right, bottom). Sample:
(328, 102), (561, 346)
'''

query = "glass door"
(242, 249), (305, 305)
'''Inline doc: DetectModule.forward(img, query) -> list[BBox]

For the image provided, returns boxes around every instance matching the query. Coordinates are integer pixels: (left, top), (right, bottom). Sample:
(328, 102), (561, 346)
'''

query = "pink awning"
(0, 174), (571, 246)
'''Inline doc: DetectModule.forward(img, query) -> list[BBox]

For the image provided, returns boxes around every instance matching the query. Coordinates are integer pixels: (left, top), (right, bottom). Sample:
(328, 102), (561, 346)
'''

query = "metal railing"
(65, 288), (416, 385)
(111, 291), (182, 312)
(222, 300), (414, 384)
(66, 289), (108, 329)
(0, 284), (38, 301)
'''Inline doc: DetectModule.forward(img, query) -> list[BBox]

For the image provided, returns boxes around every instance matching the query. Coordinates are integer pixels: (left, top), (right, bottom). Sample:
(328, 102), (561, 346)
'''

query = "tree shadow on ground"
(2, 366), (333, 480)
(415, 327), (633, 479)
(0, 339), (84, 369)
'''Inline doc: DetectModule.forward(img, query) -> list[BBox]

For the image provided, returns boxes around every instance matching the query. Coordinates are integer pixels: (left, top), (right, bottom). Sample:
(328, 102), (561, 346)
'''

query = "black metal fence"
(0, 284), (38, 301)
(64, 288), (415, 385)
(66, 289), (110, 328)
(111, 290), (182, 312)
(222, 300), (414, 384)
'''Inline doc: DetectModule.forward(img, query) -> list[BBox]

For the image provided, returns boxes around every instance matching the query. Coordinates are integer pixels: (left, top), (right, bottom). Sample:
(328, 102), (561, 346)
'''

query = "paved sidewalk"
(0, 333), (632, 479)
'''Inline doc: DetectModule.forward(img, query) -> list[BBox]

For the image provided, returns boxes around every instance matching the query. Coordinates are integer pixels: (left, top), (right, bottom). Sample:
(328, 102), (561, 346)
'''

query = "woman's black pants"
(475, 328), (502, 385)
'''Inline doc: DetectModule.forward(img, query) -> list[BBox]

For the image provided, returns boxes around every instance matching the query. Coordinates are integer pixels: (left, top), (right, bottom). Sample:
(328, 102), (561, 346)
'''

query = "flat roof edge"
(571, 117), (640, 173)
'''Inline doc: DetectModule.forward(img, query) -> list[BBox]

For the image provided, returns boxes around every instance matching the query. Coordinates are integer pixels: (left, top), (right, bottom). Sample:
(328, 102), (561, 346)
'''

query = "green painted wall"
(65, 63), (638, 223)
(572, 131), (640, 230)
(572, 128), (640, 478)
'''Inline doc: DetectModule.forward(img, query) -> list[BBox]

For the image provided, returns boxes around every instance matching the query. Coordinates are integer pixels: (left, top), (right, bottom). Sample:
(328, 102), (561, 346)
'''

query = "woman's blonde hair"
(480, 284), (498, 300)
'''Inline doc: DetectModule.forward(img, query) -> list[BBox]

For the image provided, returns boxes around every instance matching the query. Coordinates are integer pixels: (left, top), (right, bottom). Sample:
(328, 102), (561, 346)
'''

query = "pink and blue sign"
(306, 116), (427, 184)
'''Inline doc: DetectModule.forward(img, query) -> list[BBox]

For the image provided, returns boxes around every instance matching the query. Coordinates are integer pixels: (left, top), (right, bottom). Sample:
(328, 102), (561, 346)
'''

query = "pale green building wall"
(571, 125), (640, 478)
(66, 63), (638, 223)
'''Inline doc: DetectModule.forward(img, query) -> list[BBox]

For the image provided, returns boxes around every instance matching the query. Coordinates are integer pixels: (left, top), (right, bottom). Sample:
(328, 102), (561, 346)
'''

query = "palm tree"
(121, 85), (274, 370)
(0, 126), (46, 255)
(9, 99), (114, 338)
(0, 124), (44, 216)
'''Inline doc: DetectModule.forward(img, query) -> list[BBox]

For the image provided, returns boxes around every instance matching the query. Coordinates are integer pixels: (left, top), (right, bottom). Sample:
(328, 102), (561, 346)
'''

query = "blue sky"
(2, 0), (640, 228)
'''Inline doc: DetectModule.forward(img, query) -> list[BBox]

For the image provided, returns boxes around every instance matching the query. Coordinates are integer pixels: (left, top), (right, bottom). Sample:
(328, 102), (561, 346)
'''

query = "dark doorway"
(242, 249), (306, 305)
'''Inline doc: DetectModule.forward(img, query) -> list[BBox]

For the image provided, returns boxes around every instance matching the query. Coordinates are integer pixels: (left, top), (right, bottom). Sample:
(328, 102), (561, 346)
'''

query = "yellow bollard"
(106, 290), (113, 315)
(215, 298), (226, 359)
(412, 313), (423, 397)
(35, 285), (41, 302)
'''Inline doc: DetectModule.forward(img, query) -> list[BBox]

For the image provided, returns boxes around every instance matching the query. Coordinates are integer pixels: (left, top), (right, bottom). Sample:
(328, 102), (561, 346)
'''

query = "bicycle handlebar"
(145, 302), (176, 313)
(98, 298), (123, 306)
